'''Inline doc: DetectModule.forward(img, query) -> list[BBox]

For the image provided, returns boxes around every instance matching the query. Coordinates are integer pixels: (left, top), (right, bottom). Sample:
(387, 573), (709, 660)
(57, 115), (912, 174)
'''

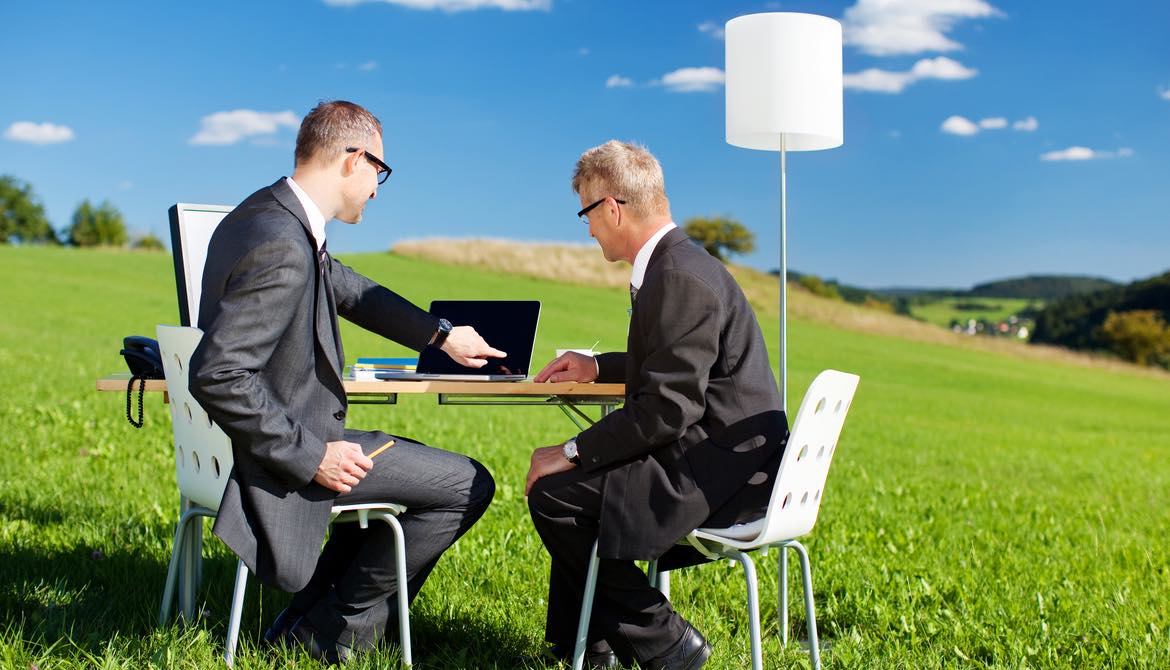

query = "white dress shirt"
(630, 222), (677, 290)
(285, 176), (328, 252)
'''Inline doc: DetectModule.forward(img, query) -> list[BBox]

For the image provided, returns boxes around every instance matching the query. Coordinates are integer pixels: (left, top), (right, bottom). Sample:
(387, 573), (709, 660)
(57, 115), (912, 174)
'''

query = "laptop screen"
(416, 300), (541, 377)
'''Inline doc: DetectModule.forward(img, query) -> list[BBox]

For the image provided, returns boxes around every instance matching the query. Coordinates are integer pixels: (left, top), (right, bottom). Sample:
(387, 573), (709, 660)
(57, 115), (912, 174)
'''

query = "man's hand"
(525, 444), (578, 496)
(314, 440), (374, 494)
(534, 351), (599, 383)
(441, 325), (508, 368)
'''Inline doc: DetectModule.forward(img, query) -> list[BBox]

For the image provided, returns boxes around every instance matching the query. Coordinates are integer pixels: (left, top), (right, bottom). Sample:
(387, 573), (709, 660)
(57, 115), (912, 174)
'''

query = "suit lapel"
(269, 178), (345, 385)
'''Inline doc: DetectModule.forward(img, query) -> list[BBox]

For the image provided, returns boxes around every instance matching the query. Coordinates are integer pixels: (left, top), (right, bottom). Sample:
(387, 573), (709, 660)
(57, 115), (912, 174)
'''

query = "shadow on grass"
(0, 539), (533, 668)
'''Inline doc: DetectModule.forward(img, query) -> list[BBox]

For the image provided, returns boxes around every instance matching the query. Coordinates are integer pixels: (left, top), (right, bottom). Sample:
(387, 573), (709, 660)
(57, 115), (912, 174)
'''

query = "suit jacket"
(189, 178), (439, 592)
(576, 227), (788, 561)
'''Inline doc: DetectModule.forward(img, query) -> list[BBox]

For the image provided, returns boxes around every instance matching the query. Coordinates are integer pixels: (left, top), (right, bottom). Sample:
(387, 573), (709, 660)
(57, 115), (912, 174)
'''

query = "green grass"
(1, 245), (1168, 669)
(911, 297), (1038, 329)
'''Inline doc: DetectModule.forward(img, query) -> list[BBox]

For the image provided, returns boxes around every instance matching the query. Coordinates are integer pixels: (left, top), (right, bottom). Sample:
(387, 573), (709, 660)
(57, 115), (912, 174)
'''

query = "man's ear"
(341, 149), (362, 177)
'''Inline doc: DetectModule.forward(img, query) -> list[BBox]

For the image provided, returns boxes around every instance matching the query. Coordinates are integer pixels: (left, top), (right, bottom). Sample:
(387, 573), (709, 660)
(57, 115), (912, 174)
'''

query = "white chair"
(155, 325), (414, 667)
(571, 369), (861, 670)
(167, 203), (234, 326)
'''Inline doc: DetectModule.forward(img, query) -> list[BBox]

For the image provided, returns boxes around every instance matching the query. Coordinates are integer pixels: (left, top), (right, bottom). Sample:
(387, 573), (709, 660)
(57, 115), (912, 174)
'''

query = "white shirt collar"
(630, 222), (677, 289)
(285, 176), (327, 252)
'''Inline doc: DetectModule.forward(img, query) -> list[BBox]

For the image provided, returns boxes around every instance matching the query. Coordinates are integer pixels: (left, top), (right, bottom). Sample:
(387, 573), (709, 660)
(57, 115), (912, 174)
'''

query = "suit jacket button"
(333, 410), (346, 420)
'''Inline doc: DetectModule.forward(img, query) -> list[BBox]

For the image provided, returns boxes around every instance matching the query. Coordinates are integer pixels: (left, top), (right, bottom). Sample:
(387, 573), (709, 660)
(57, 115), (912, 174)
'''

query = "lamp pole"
(779, 135), (788, 415)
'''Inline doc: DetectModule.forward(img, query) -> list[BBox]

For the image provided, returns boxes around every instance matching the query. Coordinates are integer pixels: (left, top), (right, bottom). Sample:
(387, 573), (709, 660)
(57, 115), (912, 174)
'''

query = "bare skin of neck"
(618, 212), (674, 264)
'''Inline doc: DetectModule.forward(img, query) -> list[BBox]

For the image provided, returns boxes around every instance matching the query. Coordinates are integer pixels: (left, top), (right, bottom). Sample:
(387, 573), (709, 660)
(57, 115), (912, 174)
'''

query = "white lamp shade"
(726, 12), (843, 152)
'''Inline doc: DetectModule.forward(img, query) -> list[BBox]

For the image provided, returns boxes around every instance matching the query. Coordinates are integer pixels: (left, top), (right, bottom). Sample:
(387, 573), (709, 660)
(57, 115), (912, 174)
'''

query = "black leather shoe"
(260, 607), (302, 647)
(644, 623), (711, 670)
(287, 618), (355, 666)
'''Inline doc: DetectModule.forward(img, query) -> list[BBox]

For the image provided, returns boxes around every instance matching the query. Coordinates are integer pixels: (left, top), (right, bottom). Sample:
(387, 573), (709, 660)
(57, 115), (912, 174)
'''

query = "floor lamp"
(725, 12), (843, 415)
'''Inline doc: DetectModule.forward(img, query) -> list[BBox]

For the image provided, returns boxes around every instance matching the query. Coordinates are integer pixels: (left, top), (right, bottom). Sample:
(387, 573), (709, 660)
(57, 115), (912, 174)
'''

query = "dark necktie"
(629, 283), (638, 305)
(318, 241), (328, 274)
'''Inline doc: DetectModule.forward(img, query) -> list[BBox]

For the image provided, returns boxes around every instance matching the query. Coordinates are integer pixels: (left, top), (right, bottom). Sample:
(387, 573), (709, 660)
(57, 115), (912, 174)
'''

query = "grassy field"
(1, 245), (1168, 669)
(909, 297), (1038, 330)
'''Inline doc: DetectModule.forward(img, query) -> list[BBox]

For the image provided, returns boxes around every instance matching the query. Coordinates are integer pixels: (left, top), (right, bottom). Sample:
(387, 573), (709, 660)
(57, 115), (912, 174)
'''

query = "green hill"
(968, 275), (1119, 300)
(1, 245), (1167, 669)
(1032, 270), (1170, 358)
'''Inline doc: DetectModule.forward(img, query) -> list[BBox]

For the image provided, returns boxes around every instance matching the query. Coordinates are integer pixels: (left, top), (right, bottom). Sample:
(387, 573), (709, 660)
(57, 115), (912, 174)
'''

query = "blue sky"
(2, 0), (1167, 288)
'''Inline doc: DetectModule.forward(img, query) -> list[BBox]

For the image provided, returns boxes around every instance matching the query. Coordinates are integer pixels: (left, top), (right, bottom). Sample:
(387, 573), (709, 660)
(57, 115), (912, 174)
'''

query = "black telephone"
(120, 336), (163, 428)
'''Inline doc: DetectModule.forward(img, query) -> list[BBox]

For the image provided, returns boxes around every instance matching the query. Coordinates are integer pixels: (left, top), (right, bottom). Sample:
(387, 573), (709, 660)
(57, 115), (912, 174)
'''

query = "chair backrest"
(168, 204), (234, 327)
(157, 325), (234, 511)
(754, 369), (860, 544)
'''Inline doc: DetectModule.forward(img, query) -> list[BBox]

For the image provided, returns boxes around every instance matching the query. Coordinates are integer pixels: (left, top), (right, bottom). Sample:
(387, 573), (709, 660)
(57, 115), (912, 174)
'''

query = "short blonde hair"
(571, 140), (669, 218)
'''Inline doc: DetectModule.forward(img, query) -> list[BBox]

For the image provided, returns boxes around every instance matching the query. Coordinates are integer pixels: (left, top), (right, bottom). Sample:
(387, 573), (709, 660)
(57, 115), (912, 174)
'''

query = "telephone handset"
(120, 336), (163, 428)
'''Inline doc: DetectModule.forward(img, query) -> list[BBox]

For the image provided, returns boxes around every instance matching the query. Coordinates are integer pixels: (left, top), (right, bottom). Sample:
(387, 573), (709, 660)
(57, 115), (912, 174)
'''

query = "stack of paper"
(352, 357), (419, 380)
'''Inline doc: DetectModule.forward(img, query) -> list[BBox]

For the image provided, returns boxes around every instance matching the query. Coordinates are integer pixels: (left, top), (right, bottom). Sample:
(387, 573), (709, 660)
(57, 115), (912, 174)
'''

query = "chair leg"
(224, 559), (249, 668)
(383, 514), (413, 668)
(646, 560), (671, 599)
(788, 540), (821, 670)
(779, 544), (789, 646)
(159, 509), (200, 625)
(731, 551), (764, 670)
(571, 540), (601, 670)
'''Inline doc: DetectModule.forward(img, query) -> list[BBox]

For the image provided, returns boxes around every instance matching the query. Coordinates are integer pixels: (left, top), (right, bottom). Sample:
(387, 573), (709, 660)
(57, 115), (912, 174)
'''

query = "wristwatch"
(562, 437), (580, 465)
(431, 318), (453, 349)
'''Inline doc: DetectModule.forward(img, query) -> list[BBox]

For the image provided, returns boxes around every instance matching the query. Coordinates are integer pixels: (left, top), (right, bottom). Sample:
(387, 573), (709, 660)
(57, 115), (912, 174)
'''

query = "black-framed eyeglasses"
(346, 147), (392, 185)
(577, 197), (626, 224)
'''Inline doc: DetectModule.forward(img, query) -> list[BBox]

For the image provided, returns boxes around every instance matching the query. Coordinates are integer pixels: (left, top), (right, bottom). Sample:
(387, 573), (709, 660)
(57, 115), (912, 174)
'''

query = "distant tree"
(1099, 310), (1170, 367)
(0, 175), (57, 244)
(863, 296), (894, 313)
(798, 274), (841, 300)
(68, 200), (127, 247)
(132, 233), (166, 251)
(683, 216), (755, 262)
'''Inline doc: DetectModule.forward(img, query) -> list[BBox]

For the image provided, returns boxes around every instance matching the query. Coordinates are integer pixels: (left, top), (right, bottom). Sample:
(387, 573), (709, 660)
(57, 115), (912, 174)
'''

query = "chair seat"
(696, 519), (766, 542)
(331, 502), (407, 518)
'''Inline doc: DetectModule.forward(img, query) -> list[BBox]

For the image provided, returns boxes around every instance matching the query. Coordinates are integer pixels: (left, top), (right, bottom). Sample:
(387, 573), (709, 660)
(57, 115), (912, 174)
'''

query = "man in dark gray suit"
(525, 141), (788, 669)
(190, 100), (498, 663)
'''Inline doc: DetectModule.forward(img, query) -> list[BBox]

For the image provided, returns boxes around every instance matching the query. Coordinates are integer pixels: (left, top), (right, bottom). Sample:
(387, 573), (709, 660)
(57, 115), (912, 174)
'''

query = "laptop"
(374, 300), (541, 381)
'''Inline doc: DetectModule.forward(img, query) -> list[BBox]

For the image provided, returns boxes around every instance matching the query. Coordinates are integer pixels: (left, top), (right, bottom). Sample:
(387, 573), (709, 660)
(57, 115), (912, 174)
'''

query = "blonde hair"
(571, 140), (669, 218)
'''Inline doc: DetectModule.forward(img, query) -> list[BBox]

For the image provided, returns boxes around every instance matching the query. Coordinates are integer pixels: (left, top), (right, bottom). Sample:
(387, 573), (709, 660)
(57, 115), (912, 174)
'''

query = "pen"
(369, 439), (396, 459)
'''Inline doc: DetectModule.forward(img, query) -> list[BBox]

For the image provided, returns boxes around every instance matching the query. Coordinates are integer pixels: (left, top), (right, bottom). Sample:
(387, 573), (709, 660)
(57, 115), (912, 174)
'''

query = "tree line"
(1031, 270), (1170, 368)
(0, 175), (163, 249)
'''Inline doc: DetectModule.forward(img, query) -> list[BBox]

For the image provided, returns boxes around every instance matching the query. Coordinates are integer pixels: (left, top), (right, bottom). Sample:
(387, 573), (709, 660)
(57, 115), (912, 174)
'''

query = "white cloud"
(941, 115), (979, 136)
(698, 21), (725, 40)
(842, 0), (1002, 56)
(578, 47), (589, 56)
(1040, 146), (1134, 161)
(910, 56), (977, 80)
(4, 121), (75, 144)
(189, 110), (300, 146)
(358, 60), (378, 71)
(605, 74), (634, 89)
(941, 114), (1028, 136)
(1160, 87), (1170, 100)
(842, 68), (914, 93)
(658, 67), (725, 93)
(844, 56), (976, 93)
(1012, 116), (1038, 132)
(323, 0), (550, 11)
(118, 180), (134, 190)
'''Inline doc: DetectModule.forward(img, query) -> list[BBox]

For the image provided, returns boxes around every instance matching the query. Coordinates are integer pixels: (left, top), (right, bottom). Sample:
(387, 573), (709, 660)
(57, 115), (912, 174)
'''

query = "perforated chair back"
(752, 369), (860, 544)
(157, 325), (233, 511)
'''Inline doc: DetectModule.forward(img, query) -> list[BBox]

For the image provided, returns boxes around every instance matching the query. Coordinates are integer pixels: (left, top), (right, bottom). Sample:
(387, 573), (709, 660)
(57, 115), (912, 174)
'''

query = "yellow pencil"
(369, 439), (396, 459)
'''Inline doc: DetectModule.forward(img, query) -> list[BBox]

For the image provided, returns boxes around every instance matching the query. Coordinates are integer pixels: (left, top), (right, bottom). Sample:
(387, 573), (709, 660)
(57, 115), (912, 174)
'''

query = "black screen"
(416, 300), (541, 376)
